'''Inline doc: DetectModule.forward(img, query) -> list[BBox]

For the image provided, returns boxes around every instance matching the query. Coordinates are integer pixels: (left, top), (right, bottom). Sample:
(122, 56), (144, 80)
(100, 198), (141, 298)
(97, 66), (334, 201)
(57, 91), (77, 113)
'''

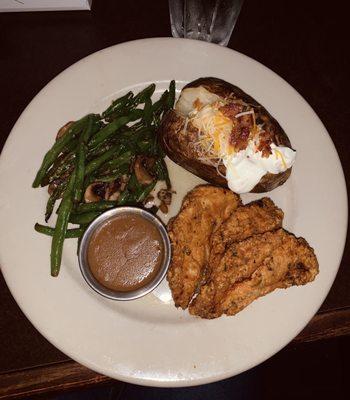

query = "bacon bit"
(257, 130), (273, 156)
(242, 126), (250, 138)
(239, 114), (253, 128)
(219, 102), (244, 119)
(229, 126), (251, 151)
(261, 143), (273, 157)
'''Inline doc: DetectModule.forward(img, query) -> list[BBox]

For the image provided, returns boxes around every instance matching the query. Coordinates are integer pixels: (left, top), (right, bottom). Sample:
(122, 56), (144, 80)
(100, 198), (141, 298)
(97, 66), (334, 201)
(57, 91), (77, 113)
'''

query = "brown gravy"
(87, 213), (164, 292)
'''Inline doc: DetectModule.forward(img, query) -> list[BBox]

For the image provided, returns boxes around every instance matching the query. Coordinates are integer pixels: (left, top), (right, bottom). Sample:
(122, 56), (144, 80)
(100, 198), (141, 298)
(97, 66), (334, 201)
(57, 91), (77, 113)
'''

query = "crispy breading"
(209, 197), (284, 275)
(190, 198), (284, 314)
(167, 185), (241, 309)
(189, 229), (319, 318)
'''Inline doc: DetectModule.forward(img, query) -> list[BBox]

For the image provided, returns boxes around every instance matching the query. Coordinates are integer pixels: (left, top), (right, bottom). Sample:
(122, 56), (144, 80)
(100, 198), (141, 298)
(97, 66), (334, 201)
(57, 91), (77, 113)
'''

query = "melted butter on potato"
(176, 86), (221, 117)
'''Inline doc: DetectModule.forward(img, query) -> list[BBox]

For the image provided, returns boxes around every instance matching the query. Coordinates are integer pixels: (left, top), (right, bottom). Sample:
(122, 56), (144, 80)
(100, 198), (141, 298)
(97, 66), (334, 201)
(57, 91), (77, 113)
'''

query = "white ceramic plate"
(0, 38), (347, 387)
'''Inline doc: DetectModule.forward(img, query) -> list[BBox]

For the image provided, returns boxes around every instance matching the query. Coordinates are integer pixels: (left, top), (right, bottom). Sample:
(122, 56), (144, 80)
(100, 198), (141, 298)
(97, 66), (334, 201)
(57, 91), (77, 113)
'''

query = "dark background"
(0, 0), (349, 398)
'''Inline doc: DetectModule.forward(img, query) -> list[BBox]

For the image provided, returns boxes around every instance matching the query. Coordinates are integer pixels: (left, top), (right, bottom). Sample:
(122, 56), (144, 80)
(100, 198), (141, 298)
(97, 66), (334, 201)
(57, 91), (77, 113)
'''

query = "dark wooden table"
(0, 0), (349, 398)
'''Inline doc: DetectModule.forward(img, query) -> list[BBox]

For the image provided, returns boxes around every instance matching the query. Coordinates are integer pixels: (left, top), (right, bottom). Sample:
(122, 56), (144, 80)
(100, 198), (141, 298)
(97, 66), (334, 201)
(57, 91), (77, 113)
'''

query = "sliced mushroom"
(159, 201), (168, 214)
(108, 191), (120, 201)
(84, 179), (128, 202)
(84, 182), (106, 203)
(56, 121), (74, 141)
(105, 180), (121, 200)
(143, 195), (155, 208)
(107, 174), (132, 200)
(120, 174), (129, 192)
(157, 189), (173, 205)
(134, 156), (155, 185)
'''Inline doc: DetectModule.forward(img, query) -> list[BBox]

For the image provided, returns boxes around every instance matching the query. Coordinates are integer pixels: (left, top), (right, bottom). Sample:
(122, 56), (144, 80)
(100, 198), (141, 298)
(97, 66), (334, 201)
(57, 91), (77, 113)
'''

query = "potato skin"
(158, 77), (293, 193)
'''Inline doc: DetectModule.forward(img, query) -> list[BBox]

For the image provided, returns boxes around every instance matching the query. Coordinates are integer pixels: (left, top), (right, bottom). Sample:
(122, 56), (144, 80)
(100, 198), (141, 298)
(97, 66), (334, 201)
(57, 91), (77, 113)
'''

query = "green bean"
(155, 158), (171, 189)
(166, 80), (176, 110)
(87, 140), (114, 159)
(116, 173), (144, 205)
(126, 172), (140, 192)
(84, 164), (130, 190)
(152, 89), (170, 127)
(132, 84), (156, 107)
(45, 195), (57, 222)
(152, 95), (166, 114)
(35, 223), (84, 238)
(85, 144), (124, 177)
(69, 211), (102, 225)
(92, 175), (121, 183)
(89, 119), (104, 137)
(129, 121), (145, 132)
(152, 90), (169, 112)
(116, 189), (131, 206)
(94, 164), (130, 182)
(93, 169), (129, 184)
(117, 133), (142, 151)
(117, 180), (155, 206)
(143, 135), (160, 156)
(75, 200), (116, 214)
(41, 152), (71, 187)
(88, 109), (143, 149)
(73, 116), (95, 203)
(96, 150), (132, 175)
(61, 137), (78, 154)
(136, 139), (152, 153)
(142, 98), (153, 127)
(116, 173), (139, 205)
(33, 115), (89, 188)
(51, 170), (76, 277)
(102, 91), (133, 119)
(88, 121), (122, 149)
(87, 127), (132, 159)
(42, 152), (75, 187)
(136, 181), (156, 203)
(74, 147), (86, 202)
(45, 181), (67, 222)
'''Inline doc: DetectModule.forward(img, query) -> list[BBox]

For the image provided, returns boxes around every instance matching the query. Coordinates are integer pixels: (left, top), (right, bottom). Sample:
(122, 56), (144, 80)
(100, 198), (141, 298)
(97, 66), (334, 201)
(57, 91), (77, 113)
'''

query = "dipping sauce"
(87, 213), (164, 292)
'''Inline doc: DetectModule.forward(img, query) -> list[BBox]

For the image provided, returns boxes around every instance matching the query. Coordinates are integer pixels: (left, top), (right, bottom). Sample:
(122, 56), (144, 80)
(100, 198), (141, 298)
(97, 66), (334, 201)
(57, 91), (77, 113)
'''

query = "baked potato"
(158, 77), (295, 193)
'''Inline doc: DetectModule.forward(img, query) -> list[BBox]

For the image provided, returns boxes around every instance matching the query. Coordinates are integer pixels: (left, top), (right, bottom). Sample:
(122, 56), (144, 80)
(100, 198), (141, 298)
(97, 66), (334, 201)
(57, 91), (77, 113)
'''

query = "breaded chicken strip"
(190, 198), (284, 314)
(189, 229), (318, 318)
(167, 185), (241, 309)
(209, 198), (283, 273)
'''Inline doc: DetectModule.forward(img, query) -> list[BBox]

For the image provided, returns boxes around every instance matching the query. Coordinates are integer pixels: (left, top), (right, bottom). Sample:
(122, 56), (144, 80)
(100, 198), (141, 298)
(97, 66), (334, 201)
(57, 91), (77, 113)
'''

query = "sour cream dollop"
(223, 143), (296, 193)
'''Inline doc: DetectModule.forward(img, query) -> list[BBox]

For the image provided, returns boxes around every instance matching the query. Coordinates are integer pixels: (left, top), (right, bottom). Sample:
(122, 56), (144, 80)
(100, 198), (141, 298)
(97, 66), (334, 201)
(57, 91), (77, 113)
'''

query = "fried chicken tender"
(167, 185), (241, 309)
(209, 198), (284, 274)
(189, 229), (319, 318)
(190, 198), (284, 314)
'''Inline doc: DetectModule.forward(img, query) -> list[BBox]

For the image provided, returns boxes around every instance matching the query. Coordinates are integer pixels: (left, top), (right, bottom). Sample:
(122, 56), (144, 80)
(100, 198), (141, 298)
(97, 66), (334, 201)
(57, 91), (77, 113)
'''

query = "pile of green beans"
(33, 81), (175, 277)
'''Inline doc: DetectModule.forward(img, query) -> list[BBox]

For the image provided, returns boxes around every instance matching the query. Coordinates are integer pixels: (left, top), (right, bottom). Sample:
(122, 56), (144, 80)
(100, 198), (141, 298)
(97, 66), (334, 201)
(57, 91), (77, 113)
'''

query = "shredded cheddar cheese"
(274, 149), (287, 169)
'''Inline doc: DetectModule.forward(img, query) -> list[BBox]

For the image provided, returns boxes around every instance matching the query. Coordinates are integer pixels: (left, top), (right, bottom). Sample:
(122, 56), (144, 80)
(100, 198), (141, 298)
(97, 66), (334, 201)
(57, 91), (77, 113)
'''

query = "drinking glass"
(169, 0), (244, 46)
